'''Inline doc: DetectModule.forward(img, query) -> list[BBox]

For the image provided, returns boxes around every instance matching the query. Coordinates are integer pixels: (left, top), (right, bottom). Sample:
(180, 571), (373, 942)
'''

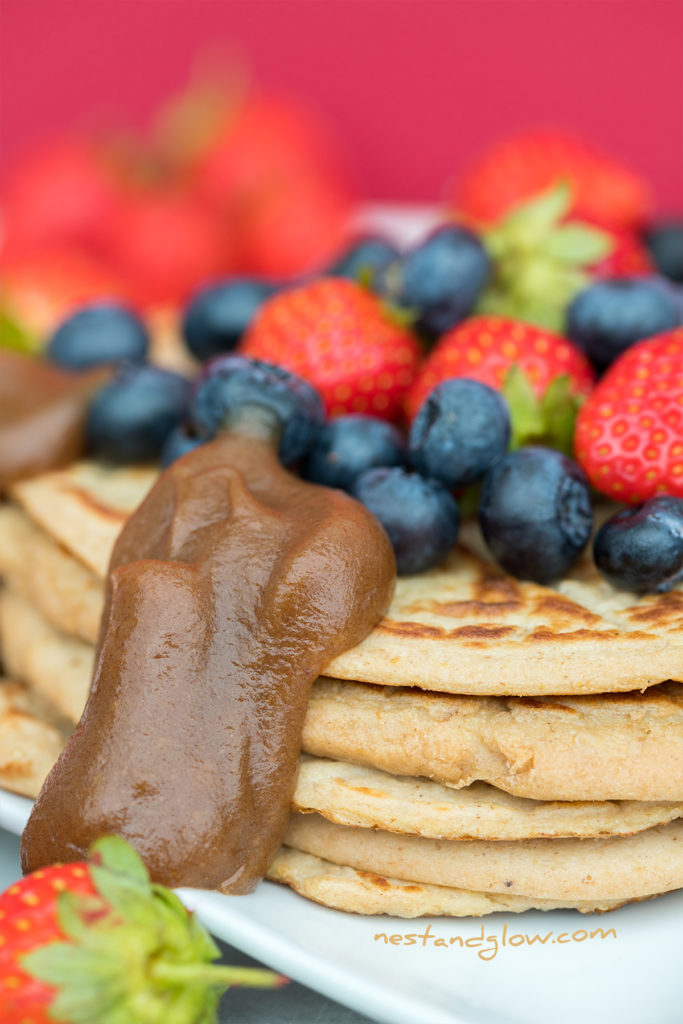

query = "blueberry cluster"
(46, 301), (192, 463)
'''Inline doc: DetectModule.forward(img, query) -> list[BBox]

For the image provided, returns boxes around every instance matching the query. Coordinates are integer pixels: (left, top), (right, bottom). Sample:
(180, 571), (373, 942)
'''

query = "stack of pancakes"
(1, 461), (683, 917)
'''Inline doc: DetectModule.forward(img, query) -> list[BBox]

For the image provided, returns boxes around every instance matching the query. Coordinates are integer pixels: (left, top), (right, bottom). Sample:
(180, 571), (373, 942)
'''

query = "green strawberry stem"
(151, 961), (287, 988)
(502, 365), (584, 455)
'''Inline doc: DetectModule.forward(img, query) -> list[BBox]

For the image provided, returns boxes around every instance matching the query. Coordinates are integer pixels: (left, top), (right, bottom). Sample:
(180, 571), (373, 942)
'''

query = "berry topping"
(303, 414), (405, 491)
(45, 301), (149, 370)
(378, 225), (490, 337)
(567, 278), (679, 368)
(352, 466), (459, 575)
(191, 354), (325, 464)
(645, 221), (683, 284)
(328, 235), (399, 284)
(478, 447), (593, 584)
(160, 423), (203, 467)
(241, 277), (421, 420)
(406, 315), (594, 453)
(574, 330), (683, 503)
(409, 378), (510, 488)
(182, 279), (279, 363)
(86, 364), (191, 463)
(593, 497), (683, 594)
(0, 836), (283, 1024)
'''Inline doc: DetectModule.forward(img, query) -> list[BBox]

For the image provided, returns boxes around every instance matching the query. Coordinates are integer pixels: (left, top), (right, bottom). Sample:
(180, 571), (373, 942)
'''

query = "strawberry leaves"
(502, 366), (584, 455)
(477, 182), (613, 331)
(15, 837), (285, 1024)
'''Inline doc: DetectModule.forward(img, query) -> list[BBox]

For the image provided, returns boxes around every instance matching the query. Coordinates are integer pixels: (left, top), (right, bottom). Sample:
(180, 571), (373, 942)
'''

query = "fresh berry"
(593, 497), (683, 594)
(474, 183), (613, 332)
(46, 301), (149, 370)
(303, 414), (406, 491)
(87, 364), (191, 462)
(409, 378), (510, 488)
(590, 226), (652, 278)
(378, 225), (490, 337)
(0, 836), (282, 1023)
(644, 222), (683, 283)
(567, 278), (679, 368)
(191, 354), (325, 465)
(160, 423), (203, 467)
(182, 279), (279, 363)
(478, 446), (593, 584)
(452, 129), (652, 231)
(0, 137), (118, 254)
(640, 275), (683, 323)
(327, 235), (399, 285)
(406, 315), (595, 453)
(105, 188), (233, 308)
(352, 467), (459, 575)
(241, 278), (421, 421)
(574, 330), (683, 503)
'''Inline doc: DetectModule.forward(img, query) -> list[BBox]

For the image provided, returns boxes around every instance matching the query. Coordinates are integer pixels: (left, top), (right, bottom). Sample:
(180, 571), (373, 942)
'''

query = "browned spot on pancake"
(338, 782), (386, 799)
(64, 486), (128, 522)
(473, 569), (523, 606)
(624, 593), (683, 627)
(532, 594), (602, 626)
(445, 624), (517, 642)
(357, 870), (392, 890)
(526, 627), (622, 642)
(404, 599), (521, 619)
(378, 620), (446, 639)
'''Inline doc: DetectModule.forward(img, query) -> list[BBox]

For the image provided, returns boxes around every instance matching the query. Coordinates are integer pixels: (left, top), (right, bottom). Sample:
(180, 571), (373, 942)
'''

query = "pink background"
(1, 0), (682, 212)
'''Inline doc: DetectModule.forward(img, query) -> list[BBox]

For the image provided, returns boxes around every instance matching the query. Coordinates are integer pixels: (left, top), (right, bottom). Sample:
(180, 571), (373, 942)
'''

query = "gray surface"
(0, 826), (376, 1024)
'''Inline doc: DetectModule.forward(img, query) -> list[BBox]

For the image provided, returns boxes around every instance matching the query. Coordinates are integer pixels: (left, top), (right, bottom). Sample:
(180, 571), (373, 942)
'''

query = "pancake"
(266, 848), (626, 917)
(7, 466), (683, 695)
(294, 755), (683, 840)
(0, 678), (66, 798)
(2, 597), (682, 804)
(284, 813), (683, 903)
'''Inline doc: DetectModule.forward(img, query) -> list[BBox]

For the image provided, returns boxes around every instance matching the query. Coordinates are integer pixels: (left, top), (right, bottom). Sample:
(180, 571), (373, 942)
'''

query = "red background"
(1, 0), (682, 212)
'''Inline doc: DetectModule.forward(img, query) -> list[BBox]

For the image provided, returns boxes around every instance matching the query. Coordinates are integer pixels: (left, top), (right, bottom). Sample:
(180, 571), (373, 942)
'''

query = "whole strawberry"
(405, 315), (595, 453)
(452, 129), (652, 232)
(574, 329), (683, 503)
(0, 836), (283, 1023)
(241, 278), (422, 420)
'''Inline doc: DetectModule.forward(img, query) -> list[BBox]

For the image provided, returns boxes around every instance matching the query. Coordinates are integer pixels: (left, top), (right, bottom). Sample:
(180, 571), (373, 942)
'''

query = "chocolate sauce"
(0, 350), (107, 492)
(21, 418), (395, 891)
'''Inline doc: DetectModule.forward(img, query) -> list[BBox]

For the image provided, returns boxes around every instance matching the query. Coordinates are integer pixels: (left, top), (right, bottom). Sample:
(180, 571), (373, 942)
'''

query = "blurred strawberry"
(241, 278), (421, 420)
(590, 227), (653, 278)
(406, 315), (595, 453)
(452, 129), (652, 232)
(0, 137), (119, 256)
(105, 187), (234, 308)
(237, 175), (352, 278)
(0, 247), (129, 343)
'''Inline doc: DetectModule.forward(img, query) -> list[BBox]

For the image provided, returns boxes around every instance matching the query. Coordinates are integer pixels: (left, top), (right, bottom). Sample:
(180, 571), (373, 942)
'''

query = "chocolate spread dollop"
(0, 350), (107, 492)
(21, 420), (395, 891)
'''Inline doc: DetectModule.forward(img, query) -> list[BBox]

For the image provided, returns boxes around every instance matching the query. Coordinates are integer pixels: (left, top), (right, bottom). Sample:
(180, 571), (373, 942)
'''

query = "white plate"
(2, 790), (682, 1024)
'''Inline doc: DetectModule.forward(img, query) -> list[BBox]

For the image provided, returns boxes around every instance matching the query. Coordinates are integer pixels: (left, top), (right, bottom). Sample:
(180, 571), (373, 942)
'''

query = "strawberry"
(406, 315), (595, 453)
(0, 836), (284, 1023)
(452, 129), (652, 232)
(241, 278), (421, 420)
(574, 330), (683, 503)
(590, 227), (653, 278)
(104, 187), (235, 309)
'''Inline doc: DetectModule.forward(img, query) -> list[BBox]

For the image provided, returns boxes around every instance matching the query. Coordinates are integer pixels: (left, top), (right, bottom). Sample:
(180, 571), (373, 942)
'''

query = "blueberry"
(86, 365), (191, 463)
(328, 236), (400, 286)
(190, 354), (325, 465)
(567, 278), (679, 368)
(644, 222), (683, 283)
(378, 225), (490, 337)
(160, 423), (203, 468)
(593, 497), (683, 593)
(46, 301), (149, 370)
(409, 379), (510, 488)
(352, 467), (459, 575)
(182, 279), (278, 363)
(478, 447), (593, 584)
(303, 415), (405, 491)
(638, 274), (683, 324)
